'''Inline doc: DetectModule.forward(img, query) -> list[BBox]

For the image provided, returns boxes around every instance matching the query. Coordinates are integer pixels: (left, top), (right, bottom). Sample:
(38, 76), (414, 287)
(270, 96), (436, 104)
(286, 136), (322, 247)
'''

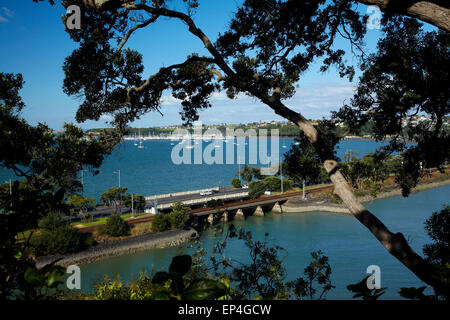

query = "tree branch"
(356, 0), (450, 32)
(126, 55), (216, 100)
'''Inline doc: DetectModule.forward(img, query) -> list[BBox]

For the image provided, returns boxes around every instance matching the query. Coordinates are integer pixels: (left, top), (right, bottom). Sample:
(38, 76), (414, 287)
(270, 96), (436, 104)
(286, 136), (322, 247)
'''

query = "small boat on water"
(137, 129), (144, 149)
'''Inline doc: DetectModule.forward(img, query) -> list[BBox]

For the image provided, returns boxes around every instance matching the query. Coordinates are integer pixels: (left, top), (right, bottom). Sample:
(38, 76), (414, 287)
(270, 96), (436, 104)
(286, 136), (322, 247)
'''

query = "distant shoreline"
(121, 135), (415, 143)
(282, 178), (450, 215)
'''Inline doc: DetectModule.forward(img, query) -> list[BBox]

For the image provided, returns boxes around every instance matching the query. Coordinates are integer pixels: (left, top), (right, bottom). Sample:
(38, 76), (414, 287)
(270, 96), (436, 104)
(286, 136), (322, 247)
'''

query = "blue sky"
(0, 0), (383, 129)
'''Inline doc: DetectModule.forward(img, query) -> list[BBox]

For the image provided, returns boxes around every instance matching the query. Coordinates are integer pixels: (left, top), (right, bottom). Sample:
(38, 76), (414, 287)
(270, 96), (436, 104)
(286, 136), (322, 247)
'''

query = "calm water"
(4, 138), (439, 299)
(0, 139), (393, 200)
(78, 185), (449, 299)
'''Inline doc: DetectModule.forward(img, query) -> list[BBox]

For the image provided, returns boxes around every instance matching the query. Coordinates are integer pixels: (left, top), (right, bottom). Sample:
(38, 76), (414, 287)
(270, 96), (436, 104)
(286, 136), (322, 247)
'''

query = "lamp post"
(302, 179), (306, 200)
(131, 193), (134, 217)
(80, 169), (87, 194)
(113, 170), (121, 188)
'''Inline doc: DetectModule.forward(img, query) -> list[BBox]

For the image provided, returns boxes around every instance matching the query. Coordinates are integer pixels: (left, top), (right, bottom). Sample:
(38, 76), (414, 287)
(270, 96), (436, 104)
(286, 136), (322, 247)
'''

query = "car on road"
(264, 190), (273, 195)
(241, 185), (249, 189)
(200, 190), (214, 196)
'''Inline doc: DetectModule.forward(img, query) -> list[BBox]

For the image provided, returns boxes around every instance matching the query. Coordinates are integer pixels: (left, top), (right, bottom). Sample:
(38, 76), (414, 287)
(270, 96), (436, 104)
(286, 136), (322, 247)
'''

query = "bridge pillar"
(253, 206), (265, 217)
(234, 209), (245, 221)
(221, 211), (229, 223)
(272, 202), (283, 213)
(207, 214), (214, 225)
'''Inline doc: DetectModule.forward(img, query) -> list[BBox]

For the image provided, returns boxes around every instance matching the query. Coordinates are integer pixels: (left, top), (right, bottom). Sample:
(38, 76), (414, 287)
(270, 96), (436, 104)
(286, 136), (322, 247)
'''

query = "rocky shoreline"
(36, 227), (199, 269)
(282, 178), (450, 215)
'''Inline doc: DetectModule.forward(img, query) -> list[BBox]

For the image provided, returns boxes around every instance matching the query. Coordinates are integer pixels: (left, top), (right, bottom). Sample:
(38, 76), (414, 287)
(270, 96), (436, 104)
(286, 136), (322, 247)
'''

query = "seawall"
(36, 227), (199, 269)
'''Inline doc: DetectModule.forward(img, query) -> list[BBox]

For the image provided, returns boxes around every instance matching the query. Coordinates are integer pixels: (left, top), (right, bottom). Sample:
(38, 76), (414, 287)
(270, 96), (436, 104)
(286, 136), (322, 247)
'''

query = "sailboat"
(137, 128), (144, 149)
(133, 132), (138, 146)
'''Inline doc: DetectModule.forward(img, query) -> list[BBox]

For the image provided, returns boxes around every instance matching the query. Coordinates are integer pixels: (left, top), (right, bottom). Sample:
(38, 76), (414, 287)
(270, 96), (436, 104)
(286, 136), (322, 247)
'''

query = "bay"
(78, 184), (449, 299)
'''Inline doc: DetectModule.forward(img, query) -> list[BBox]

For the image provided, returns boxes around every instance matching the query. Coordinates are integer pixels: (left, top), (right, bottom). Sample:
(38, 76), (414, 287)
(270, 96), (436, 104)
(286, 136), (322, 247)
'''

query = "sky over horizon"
(0, 0), (383, 129)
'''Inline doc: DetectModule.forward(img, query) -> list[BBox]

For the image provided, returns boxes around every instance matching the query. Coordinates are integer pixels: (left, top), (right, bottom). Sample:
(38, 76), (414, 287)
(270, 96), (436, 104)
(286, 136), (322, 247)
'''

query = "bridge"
(77, 185), (333, 234)
(187, 185), (333, 224)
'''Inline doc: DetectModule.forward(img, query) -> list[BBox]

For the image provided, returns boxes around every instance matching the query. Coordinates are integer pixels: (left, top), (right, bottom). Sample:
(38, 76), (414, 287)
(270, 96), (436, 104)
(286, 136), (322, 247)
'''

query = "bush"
(169, 202), (190, 229)
(100, 215), (130, 237)
(248, 180), (267, 199)
(32, 212), (90, 256)
(263, 176), (281, 191)
(231, 177), (241, 188)
(151, 213), (171, 232)
(282, 178), (293, 191)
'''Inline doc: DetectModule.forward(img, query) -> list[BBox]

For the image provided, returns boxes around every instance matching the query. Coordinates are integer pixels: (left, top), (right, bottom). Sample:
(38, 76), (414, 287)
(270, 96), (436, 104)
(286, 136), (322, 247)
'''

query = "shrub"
(248, 180), (267, 199)
(100, 215), (130, 237)
(263, 176), (281, 191)
(32, 212), (90, 256)
(282, 178), (293, 191)
(169, 202), (190, 229)
(231, 177), (241, 188)
(151, 213), (171, 232)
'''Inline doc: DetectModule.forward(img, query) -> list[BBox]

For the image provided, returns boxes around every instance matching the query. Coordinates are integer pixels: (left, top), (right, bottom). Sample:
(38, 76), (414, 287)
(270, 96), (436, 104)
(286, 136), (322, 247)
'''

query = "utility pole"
(80, 169), (87, 194)
(280, 159), (283, 193)
(131, 193), (134, 217)
(238, 156), (241, 180)
(114, 169), (121, 188)
(302, 179), (306, 200)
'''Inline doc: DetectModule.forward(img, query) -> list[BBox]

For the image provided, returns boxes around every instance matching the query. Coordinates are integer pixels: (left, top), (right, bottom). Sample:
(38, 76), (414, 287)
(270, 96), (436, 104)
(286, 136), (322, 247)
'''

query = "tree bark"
(357, 0), (450, 32)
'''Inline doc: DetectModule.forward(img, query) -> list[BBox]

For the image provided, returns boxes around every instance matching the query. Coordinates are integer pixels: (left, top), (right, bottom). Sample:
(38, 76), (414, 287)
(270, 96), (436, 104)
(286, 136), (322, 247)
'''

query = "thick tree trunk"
(357, 0), (450, 32)
(256, 95), (448, 293)
(82, 1), (449, 294)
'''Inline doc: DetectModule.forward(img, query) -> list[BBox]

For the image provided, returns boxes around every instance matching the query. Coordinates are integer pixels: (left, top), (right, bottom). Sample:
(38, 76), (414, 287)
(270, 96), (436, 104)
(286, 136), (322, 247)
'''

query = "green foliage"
(340, 153), (388, 191)
(347, 276), (386, 300)
(283, 121), (339, 185)
(231, 177), (241, 188)
(21, 259), (66, 300)
(168, 202), (189, 229)
(334, 17), (450, 196)
(398, 286), (434, 301)
(67, 194), (95, 216)
(123, 193), (146, 213)
(31, 212), (91, 256)
(195, 225), (334, 300)
(291, 250), (335, 300)
(282, 178), (293, 191)
(423, 204), (450, 266)
(240, 164), (253, 184)
(99, 214), (130, 237)
(151, 213), (171, 232)
(263, 176), (281, 191)
(397, 205), (450, 300)
(79, 255), (229, 300)
(100, 187), (128, 214)
(248, 180), (266, 199)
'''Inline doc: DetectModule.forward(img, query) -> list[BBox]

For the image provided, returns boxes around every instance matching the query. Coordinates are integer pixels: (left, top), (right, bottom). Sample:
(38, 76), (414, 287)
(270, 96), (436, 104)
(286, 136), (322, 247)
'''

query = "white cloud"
(0, 15), (7, 23)
(2, 7), (14, 18)
(151, 81), (356, 126)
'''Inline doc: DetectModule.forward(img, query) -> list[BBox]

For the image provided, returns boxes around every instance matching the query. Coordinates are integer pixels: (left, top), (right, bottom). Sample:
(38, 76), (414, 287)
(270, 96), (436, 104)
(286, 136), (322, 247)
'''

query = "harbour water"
(0, 138), (392, 200)
(78, 184), (449, 299)
(3, 138), (444, 299)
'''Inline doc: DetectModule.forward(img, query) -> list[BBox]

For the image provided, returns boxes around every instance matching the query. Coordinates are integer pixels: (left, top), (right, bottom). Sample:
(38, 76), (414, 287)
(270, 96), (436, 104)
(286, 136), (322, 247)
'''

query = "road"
(68, 186), (249, 222)
(148, 186), (248, 206)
